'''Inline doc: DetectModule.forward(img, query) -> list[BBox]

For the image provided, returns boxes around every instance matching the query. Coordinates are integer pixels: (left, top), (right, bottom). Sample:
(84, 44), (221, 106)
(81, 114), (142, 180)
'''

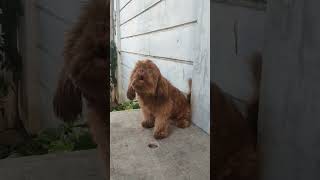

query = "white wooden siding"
(34, 0), (86, 128)
(119, 0), (132, 10)
(191, 0), (210, 134)
(120, 0), (161, 25)
(121, 24), (197, 62)
(120, 0), (198, 38)
(116, 0), (210, 133)
(117, 0), (198, 96)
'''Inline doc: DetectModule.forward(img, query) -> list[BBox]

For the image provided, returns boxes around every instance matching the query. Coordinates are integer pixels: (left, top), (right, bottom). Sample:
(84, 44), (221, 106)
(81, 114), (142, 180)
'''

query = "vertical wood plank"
(21, 0), (41, 133)
(116, 0), (125, 102)
(191, 0), (210, 134)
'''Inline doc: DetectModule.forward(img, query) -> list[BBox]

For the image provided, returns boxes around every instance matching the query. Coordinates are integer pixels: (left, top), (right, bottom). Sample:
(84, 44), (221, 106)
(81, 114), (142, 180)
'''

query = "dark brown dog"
(127, 60), (191, 139)
(212, 83), (258, 180)
(52, 0), (109, 177)
(212, 52), (262, 180)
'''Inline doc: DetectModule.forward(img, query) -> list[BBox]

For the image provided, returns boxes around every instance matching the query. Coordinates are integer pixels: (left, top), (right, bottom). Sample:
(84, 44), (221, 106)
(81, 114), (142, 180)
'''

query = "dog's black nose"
(138, 69), (145, 80)
(138, 75), (144, 80)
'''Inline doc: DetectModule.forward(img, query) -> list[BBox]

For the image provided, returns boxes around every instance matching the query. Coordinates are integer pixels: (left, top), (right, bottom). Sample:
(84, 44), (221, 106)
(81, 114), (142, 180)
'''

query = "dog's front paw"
(153, 130), (168, 139)
(142, 120), (154, 128)
(127, 87), (136, 100)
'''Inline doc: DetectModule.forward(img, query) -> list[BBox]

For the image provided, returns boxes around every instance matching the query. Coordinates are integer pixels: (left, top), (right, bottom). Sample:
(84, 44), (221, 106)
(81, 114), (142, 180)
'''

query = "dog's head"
(127, 59), (168, 100)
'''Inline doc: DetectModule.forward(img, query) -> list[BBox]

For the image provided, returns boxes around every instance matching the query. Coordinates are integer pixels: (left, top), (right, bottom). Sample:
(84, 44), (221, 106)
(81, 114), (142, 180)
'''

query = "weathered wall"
(33, 0), (86, 128)
(212, 2), (266, 102)
(116, 0), (210, 133)
(260, 0), (320, 179)
(21, 0), (41, 133)
(191, 0), (210, 134)
(117, 0), (197, 100)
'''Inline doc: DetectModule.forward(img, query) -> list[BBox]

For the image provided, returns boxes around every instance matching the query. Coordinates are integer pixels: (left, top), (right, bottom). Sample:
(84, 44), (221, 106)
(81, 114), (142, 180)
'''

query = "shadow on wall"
(212, 1), (266, 101)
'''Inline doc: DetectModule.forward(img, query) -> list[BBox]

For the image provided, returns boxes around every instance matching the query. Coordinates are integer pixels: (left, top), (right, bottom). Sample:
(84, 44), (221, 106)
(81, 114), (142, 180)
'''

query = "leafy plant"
(111, 100), (140, 112)
(0, 0), (23, 81)
(0, 0), (29, 139)
(5, 122), (97, 158)
(47, 140), (74, 153)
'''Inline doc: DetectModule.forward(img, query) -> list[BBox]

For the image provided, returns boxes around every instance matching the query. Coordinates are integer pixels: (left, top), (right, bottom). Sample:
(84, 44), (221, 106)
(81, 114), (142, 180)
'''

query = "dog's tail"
(53, 68), (83, 122)
(249, 51), (262, 104)
(187, 79), (192, 104)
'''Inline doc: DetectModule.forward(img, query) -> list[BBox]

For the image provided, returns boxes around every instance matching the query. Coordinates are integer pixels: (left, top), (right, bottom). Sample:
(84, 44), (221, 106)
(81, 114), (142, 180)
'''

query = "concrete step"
(0, 149), (105, 180)
(110, 110), (210, 180)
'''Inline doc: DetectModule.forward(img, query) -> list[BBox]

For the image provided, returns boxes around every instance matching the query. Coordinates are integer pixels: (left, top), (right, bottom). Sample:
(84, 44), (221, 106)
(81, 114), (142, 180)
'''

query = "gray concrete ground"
(0, 110), (210, 180)
(0, 149), (105, 180)
(111, 110), (210, 180)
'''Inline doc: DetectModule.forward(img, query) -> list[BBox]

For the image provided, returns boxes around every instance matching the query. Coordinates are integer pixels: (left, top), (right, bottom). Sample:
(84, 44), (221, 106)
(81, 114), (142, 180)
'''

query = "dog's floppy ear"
(53, 68), (83, 122)
(127, 67), (137, 100)
(155, 76), (169, 98)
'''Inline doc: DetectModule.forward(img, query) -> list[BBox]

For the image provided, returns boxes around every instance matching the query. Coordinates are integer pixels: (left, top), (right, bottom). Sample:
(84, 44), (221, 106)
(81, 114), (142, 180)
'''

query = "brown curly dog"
(52, 0), (109, 177)
(127, 59), (192, 139)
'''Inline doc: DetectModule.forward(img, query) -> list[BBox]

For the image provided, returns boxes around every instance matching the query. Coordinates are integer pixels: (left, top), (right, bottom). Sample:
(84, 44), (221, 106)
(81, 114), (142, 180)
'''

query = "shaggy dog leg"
(53, 0), (109, 178)
(141, 108), (155, 128)
(175, 111), (191, 128)
(153, 103), (172, 139)
(153, 115), (170, 139)
(86, 106), (108, 176)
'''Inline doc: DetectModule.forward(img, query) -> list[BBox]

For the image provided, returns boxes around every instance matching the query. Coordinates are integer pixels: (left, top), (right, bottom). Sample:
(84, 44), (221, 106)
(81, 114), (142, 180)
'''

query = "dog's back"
(212, 52), (262, 180)
(212, 83), (258, 180)
(161, 78), (191, 121)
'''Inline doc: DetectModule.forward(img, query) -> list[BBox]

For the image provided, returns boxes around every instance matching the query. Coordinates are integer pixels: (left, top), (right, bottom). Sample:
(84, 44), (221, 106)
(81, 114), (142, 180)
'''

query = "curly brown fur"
(212, 52), (262, 180)
(52, 0), (109, 177)
(127, 60), (191, 139)
(212, 84), (258, 180)
(53, 67), (82, 121)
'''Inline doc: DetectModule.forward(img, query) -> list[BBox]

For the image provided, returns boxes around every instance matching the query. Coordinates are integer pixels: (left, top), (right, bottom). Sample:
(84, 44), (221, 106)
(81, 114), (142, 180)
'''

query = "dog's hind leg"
(175, 110), (191, 128)
(176, 118), (191, 128)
